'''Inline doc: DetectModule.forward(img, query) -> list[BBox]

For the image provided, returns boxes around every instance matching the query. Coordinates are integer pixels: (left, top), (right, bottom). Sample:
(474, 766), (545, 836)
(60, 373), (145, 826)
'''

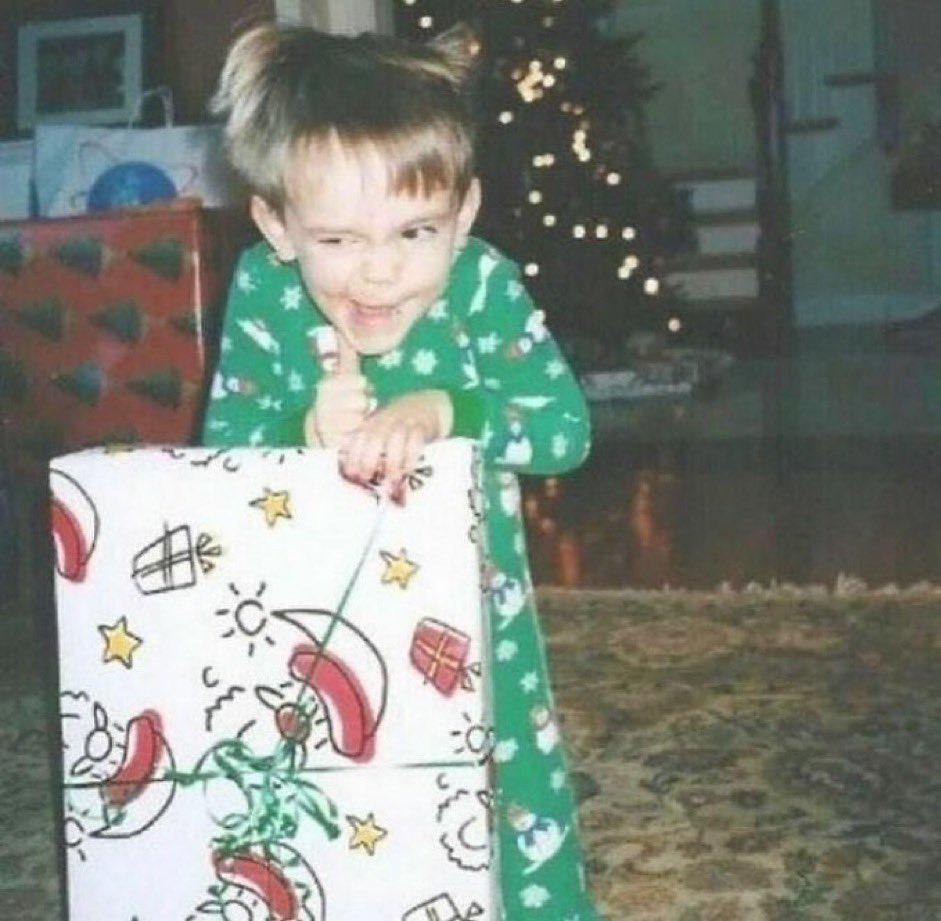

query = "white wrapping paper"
(51, 439), (494, 921)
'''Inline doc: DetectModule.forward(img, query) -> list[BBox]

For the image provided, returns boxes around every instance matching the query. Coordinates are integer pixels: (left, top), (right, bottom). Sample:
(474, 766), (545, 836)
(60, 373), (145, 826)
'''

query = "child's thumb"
(335, 333), (361, 376)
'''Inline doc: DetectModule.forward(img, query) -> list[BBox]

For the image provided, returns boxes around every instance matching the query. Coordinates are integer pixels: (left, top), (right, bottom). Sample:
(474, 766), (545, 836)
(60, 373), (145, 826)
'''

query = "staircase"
(666, 171), (763, 346)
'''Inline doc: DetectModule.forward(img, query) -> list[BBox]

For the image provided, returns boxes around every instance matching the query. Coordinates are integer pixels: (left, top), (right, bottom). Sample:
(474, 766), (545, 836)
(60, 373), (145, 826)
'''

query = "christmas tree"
(395, 0), (692, 367)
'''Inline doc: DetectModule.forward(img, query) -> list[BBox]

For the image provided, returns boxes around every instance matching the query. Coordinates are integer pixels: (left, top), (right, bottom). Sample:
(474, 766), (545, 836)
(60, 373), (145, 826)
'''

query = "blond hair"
(210, 23), (479, 211)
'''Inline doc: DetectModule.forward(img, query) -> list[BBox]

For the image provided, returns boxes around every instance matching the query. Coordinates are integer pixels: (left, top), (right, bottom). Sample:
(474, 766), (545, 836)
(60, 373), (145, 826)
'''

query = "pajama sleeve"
(450, 255), (592, 475)
(201, 248), (305, 447)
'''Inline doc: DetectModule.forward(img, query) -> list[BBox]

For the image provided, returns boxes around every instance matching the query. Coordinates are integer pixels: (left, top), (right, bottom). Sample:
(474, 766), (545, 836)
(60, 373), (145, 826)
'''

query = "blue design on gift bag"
(87, 161), (177, 211)
(72, 91), (197, 213)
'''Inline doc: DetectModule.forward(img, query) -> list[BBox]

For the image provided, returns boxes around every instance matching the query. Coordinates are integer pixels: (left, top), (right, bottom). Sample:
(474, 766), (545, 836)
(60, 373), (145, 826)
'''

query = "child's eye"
(313, 234), (364, 247)
(402, 224), (438, 241)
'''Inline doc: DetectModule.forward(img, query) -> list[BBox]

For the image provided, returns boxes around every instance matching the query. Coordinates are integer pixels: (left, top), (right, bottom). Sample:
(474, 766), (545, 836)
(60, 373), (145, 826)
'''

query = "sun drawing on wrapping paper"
(451, 710), (494, 764)
(214, 582), (278, 657)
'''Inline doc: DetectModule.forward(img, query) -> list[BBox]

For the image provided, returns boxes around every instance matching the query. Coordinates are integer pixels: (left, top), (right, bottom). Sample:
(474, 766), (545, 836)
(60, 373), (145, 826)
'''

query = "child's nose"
(360, 241), (402, 286)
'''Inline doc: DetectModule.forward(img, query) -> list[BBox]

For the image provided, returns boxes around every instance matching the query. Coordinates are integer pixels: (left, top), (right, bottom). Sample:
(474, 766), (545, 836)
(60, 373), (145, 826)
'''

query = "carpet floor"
(3, 584), (941, 920)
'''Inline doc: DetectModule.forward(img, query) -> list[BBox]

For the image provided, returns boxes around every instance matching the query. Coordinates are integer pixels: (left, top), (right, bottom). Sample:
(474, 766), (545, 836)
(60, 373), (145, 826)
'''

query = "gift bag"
(0, 140), (35, 220)
(34, 122), (238, 217)
(50, 439), (496, 920)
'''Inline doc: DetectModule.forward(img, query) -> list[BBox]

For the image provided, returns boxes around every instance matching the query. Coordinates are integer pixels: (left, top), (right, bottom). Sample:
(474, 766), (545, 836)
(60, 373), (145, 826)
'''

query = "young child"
(203, 23), (599, 920)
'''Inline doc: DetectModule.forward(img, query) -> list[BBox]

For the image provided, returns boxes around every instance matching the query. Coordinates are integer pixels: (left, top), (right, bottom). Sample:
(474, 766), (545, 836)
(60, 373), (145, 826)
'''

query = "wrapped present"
(410, 618), (471, 696)
(0, 200), (244, 475)
(51, 438), (495, 920)
(131, 524), (222, 595)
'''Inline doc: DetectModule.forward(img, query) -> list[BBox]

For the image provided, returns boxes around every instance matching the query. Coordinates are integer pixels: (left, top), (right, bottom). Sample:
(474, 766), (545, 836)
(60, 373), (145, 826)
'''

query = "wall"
(164, 0), (274, 124)
(605, 0), (759, 177)
(610, 0), (941, 327)
(780, 0), (941, 326)
(0, 0), (274, 136)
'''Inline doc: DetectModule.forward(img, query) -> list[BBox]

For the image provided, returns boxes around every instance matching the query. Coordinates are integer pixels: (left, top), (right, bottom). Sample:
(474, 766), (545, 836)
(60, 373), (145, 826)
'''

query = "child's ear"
(250, 194), (297, 262)
(456, 178), (481, 247)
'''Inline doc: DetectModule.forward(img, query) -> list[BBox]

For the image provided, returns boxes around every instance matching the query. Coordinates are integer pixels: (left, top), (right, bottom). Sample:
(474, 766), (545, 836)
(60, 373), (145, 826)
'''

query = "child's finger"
(356, 426), (388, 484)
(312, 325), (340, 374)
(403, 424), (426, 484)
(332, 382), (373, 418)
(338, 427), (363, 480)
(339, 425), (379, 485)
(327, 373), (373, 407)
(335, 333), (361, 377)
(382, 425), (409, 487)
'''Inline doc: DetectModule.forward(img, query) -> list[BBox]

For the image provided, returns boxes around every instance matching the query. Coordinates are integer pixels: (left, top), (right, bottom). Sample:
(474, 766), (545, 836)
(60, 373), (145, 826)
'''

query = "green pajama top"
(202, 236), (599, 920)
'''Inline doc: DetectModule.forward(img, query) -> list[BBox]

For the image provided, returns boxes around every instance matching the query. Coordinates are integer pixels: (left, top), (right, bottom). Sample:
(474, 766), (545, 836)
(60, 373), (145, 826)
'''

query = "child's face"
(253, 138), (480, 356)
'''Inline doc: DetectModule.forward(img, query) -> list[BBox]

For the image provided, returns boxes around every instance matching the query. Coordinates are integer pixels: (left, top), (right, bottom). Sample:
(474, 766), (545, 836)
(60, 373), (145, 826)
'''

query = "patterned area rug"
(3, 585), (941, 920)
(541, 586), (941, 920)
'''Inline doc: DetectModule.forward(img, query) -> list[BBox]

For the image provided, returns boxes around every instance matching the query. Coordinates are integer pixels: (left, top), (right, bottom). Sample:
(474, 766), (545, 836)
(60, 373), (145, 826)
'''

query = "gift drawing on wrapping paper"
(51, 439), (495, 920)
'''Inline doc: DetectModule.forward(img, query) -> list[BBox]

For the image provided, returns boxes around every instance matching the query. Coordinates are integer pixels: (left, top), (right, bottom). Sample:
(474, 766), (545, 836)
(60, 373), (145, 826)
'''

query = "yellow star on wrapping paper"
(379, 548), (419, 589)
(250, 488), (292, 527)
(347, 813), (387, 855)
(98, 617), (142, 668)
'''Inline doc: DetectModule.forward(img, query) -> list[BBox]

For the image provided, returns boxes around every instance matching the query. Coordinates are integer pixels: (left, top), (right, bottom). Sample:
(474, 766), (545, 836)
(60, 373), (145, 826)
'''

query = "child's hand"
(339, 390), (453, 499)
(304, 335), (373, 447)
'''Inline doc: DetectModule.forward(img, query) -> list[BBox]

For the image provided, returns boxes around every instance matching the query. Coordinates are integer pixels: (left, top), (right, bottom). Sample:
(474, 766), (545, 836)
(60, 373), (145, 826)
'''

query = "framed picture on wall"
(17, 14), (144, 131)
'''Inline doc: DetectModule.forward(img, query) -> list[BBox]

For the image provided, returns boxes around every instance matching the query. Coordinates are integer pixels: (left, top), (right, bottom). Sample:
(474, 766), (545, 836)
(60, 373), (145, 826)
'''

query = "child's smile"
(252, 136), (480, 356)
(349, 299), (406, 334)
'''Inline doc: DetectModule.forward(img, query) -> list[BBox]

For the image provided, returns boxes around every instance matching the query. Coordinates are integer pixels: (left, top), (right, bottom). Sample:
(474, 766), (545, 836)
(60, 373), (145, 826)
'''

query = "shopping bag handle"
(128, 86), (175, 129)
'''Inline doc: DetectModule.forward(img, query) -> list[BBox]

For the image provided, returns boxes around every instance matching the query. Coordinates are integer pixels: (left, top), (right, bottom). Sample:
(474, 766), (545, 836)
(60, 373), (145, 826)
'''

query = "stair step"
(696, 223), (759, 257)
(668, 167), (756, 182)
(666, 266), (759, 301)
(667, 252), (756, 273)
(694, 207), (758, 227)
(673, 296), (762, 314)
(675, 176), (757, 215)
